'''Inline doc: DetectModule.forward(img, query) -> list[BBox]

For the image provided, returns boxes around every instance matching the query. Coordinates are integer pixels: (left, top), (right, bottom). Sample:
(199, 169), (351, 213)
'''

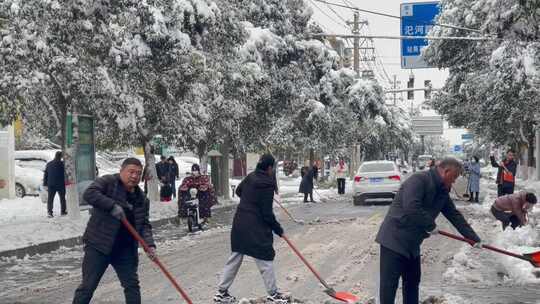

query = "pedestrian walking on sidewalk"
(334, 159), (348, 195)
(375, 157), (482, 304)
(43, 151), (66, 217)
(491, 191), (537, 231)
(490, 149), (517, 197)
(214, 154), (289, 304)
(72, 158), (156, 304)
(299, 164), (318, 203)
(467, 156), (481, 203)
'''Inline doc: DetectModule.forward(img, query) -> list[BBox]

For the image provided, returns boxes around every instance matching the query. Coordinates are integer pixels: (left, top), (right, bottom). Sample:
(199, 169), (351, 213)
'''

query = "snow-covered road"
(2, 178), (540, 303)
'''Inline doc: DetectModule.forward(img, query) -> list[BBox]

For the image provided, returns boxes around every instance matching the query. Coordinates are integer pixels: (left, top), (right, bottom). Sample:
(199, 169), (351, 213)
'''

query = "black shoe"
(47, 213), (53, 218)
(214, 290), (236, 303)
(61, 212), (68, 216)
(267, 292), (290, 303)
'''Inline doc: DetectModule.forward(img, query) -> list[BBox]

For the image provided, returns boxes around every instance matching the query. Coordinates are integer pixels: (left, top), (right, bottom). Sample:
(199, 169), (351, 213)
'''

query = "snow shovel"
(273, 197), (305, 225)
(438, 230), (540, 267)
(281, 235), (359, 303)
(313, 188), (329, 203)
(121, 218), (194, 304)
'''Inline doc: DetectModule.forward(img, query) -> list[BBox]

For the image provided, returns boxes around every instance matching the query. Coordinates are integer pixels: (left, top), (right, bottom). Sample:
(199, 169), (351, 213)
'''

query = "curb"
(0, 202), (239, 259)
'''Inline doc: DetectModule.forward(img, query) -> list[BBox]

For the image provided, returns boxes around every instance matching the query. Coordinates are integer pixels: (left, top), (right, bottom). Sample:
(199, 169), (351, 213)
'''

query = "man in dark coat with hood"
(375, 157), (482, 304)
(490, 149), (517, 197)
(43, 151), (67, 217)
(214, 154), (289, 304)
(72, 158), (156, 304)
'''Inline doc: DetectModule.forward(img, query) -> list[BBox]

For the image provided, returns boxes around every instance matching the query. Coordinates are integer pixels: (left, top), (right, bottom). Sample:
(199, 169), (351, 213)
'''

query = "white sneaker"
(214, 290), (237, 303)
(266, 292), (290, 303)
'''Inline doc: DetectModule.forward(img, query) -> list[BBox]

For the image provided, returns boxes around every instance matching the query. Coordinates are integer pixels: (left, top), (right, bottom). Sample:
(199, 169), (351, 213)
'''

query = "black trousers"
(73, 244), (140, 304)
(303, 192), (314, 202)
(491, 205), (520, 230)
(47, 187), (66, 215)
(380, 245), (421, 304)
(497, 184), (514, 197)
(337, 178), (346, 194)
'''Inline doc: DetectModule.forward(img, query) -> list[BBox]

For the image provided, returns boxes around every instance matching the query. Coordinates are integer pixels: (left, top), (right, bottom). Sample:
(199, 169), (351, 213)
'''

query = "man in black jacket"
(43, 151), (66, 217)
(375, 157), (482, 304)
(490, 149), (517, 197)
(214, 154), (289, 304)
(73, 158), (156, 304)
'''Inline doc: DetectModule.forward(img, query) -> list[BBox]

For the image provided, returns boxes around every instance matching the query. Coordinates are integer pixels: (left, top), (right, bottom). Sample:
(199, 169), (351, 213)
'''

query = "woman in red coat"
(178, 164), (217, 225)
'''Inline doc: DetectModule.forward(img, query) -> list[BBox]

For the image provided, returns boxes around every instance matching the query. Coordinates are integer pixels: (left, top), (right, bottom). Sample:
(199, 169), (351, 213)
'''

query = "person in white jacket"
(334, 159), (348, 195)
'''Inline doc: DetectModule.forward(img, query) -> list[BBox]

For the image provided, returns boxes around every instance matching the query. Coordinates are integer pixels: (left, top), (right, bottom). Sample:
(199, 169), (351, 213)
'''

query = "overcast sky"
(308, 0), (448, 102)
(308, 0), (467, 147)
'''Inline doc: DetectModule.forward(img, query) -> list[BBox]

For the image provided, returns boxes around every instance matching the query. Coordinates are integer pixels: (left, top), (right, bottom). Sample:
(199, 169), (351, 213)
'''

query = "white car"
(14, 164), (44, 198)
(352, 160), (402, 206)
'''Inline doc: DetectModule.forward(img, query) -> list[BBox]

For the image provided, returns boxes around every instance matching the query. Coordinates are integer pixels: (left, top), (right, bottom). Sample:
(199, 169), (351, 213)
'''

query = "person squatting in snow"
(376, 157), (482, 304)
(72, 158), (156, 304)
(178, 163), (218, 227)
(491, 191), (537, 231)
(214, 154), (290, 304)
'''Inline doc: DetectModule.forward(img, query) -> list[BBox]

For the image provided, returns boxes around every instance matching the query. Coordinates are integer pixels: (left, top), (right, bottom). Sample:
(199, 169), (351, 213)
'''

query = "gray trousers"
(218, 252), (278, 295)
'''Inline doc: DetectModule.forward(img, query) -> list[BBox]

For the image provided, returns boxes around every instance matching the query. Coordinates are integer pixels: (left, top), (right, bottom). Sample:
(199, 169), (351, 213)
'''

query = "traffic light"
(407, 74), (414, 100)
(424, 80), (432, 100)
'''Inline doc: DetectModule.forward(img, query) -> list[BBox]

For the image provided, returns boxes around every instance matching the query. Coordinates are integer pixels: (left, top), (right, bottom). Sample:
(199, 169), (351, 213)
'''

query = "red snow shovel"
(282, 235), (359, 303)
(438, 230), (540, 267)
(273, 197), (305, 225)
(121, 218), (194, 304)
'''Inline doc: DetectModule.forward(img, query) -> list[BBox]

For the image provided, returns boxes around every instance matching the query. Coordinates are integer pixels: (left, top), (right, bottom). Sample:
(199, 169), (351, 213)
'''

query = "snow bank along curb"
(0, 202), (239, 259)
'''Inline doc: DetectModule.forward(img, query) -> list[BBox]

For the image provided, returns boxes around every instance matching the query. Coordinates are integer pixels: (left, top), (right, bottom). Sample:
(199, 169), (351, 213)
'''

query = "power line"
(308, 0), (349, 30)
(325, 1), (351, 27)
(311, 0), (484, 34)
(312, 33), (499, 41)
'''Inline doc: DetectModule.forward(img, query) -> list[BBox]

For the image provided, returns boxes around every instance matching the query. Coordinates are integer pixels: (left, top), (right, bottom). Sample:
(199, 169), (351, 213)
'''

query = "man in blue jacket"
(43, 151), (66, 217)
(376, 157), (482, 304)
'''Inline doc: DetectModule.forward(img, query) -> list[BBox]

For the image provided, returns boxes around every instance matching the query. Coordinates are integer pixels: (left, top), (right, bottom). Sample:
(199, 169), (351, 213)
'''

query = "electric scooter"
(184, 188), (202, 232)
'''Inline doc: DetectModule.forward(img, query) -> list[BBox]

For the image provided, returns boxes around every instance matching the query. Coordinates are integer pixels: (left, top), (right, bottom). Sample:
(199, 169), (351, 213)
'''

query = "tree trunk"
(219, 138), (231, 200)
(309, 148), (315, 167)
(197, 141), (208, 174)
(64, 111), (80, 219)
(144, 140), (159, 202)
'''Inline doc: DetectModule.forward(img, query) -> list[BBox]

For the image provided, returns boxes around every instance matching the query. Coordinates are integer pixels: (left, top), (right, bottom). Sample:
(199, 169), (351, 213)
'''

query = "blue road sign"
(400, 2), (440, 69)
(461, 133), (473, 140)
(453, 145), (463, 153)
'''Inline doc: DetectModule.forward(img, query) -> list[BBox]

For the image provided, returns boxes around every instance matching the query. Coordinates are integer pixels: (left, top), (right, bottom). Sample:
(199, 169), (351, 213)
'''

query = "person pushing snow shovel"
(214, 154), (290, 304)
(491, 190), (537, 231)
(376, 157), (482, 304)
(73, 158), (156, 304)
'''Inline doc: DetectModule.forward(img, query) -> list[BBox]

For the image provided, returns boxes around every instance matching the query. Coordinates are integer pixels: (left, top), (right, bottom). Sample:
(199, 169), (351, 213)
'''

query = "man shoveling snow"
(214, 154), (289, 304)
(490, 191), (537, 231)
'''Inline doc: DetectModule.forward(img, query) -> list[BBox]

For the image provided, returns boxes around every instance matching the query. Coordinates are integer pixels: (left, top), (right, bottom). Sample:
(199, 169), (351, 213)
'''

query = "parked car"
(352, 160), (402, 206)
(14, 164), (43, 198)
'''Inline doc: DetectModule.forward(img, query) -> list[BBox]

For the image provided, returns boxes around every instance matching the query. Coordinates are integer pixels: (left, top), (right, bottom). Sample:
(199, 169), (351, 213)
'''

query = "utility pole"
(393, 75), (397, 106)
(352, 12), (360, 78)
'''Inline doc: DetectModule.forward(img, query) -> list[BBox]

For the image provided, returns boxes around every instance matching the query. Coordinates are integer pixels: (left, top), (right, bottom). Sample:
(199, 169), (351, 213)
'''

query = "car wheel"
(15, 183), (26, 198)
(353, 195), (365, 206)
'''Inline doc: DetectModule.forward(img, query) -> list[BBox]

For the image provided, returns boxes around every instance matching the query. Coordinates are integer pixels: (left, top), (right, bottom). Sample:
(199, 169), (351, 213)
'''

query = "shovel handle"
(281, 235), (332, 291)
(438, 230), (530, 262)
(121, 218), (194, 304)
(273, 198), (299, 223)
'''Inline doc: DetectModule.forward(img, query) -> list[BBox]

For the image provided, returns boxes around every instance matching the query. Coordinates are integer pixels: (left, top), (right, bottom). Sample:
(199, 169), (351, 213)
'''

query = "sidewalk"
(0, 175), (323, 258)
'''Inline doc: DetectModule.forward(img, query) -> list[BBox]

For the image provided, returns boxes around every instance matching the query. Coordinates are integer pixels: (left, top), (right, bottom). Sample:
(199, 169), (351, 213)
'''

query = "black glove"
(275, 226), (284, 237)
(110, 204), (126, 220)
